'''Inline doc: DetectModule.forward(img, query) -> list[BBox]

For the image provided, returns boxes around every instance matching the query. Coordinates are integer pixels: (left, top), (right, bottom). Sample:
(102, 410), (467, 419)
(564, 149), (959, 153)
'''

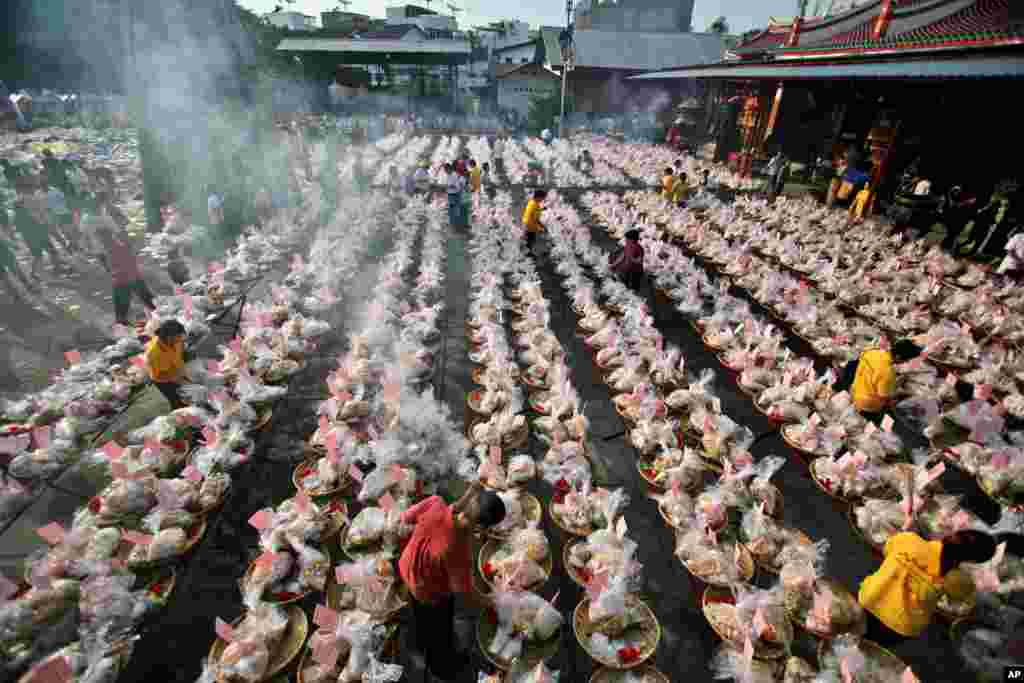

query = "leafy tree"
(527, 89), (571, 136)
(707, 16), (730, 34)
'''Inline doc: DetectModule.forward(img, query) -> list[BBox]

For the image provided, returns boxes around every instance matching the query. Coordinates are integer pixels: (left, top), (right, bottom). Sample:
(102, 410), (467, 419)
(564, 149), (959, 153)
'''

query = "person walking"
(13, 176), (64, 278)
(492, 136), (504, 176)
(399, 482), (505, 682)
(611, 229), (646, 293)
(145, 319), (189, 410)
(444, 163), (466, 228)
(468, 159), (482, 209)
(523, 189), (547, 255)
(92, 225), (156, 326)
(939, 186), (977, 252)
(660, 167), (676, 202)
(858, 530), (995, 646)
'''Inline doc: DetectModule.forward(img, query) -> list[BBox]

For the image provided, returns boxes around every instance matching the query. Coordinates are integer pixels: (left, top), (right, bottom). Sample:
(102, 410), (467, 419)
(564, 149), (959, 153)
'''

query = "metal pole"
(559, 63), (568, 139)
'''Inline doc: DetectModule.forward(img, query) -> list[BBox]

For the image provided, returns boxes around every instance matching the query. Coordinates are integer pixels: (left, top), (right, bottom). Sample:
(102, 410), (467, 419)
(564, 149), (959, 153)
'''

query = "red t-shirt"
(109, 238), (142, 286)
(398, 496), (472, 603)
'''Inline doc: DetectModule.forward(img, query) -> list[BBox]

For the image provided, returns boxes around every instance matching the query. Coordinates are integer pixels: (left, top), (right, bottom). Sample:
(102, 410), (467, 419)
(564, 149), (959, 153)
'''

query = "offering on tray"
(551, 486), (627, 535)
(817, 634), (915, 683)
(703, 582), (793, 659)
(213, 604), (291, 683)
(482, 590), (562, 668)
(481, 526), (551, 590)
(301, 606), (403, 683)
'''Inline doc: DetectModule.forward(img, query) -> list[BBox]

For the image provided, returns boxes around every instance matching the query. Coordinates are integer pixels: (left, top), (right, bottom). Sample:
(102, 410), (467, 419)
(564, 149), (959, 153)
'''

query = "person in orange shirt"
(523, 189), (547, 255)
(835, 339), (922, 423)
(399, 482), (505, 681)
(661, 167), (676, 201)
(145, 319), (190, 409)
(858, 530), (994, 646)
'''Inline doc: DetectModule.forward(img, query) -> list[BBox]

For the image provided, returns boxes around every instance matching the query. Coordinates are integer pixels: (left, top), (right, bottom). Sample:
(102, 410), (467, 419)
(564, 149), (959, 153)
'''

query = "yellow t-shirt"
(146, 338), (185, 383)
(672, 178), (689, 203)
(858, 532), (943, 636)
(661, 175), (676, 199)
(470, 167), (482, 193)
(523, 200), (543, 233)
(852, 348), (895, 413)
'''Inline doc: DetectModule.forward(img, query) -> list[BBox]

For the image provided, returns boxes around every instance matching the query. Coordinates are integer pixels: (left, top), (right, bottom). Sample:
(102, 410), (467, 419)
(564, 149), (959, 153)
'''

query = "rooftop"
(540, 28), (724, 71)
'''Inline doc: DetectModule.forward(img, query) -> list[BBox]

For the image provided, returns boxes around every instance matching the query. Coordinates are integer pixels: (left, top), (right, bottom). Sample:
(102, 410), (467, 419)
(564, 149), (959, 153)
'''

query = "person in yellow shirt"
(672, 172), (690, 205)
(146, 319), (189, 409)
(858, 530), (995, 645)
(835, 339), (922, 423)
(660, 167), (675, 201)
(522, 189), (546, 255)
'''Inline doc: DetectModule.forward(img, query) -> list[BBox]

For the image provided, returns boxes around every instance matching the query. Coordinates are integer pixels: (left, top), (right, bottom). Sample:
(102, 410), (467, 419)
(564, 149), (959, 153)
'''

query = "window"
(521, 58), (528, 63)
(505, 57), (512, 64)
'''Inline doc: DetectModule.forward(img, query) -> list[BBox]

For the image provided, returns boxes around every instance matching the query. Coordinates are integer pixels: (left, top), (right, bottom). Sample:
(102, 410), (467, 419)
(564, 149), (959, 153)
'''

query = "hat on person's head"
(942, 568), (976, 604)
(625, 229), (641, 241)
(476, 490), (506, 528)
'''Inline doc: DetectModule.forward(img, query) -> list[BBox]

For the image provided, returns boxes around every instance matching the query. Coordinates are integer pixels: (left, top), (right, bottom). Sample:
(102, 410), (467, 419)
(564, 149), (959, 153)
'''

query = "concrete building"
(493, 40), (539, 66)
(321, 11), (371, 33)
(496, 63), (559, 118)
(475, 20), (532, 52)
(539, 28), (723, 113)
(265, 10), (318, 31)
(385, 4), (457, 32)
(574, 0), (695, 33)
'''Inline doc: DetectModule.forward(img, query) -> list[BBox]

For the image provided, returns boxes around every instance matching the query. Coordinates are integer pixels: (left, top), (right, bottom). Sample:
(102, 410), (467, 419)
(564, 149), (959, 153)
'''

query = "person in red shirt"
(611, 229), (646, 291)
(399, 482), (505, 681)
(93, 224), (155, 326)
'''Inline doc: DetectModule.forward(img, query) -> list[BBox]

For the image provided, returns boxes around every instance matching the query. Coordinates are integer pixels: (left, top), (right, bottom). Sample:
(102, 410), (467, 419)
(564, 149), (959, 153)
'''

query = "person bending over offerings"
(145, 320), (190, 410)
(399, 482), (505, 681)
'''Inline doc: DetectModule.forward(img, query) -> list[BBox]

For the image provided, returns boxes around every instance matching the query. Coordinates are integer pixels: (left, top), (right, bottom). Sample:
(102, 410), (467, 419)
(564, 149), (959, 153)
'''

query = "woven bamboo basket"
(817, 637), (910, 680)
(783, 578), (866, 638)
(680, 542), (755, 587)
(292, 460), (354, 498)
(573, 597), (660, 669)
(477, 611), (560, 671)
(700, 586), (789, 660)
(588, 665), (670, 683)
(478, 537), (553, 592)
(208, 605), (308, 683)
(488, 494), (543, 540)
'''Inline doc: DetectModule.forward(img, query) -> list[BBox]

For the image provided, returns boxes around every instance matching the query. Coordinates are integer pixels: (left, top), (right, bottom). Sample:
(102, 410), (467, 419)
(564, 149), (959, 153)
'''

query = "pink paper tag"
(228, 338), (242, 355)
(389, 464), (405, 484)
(31, 655), (72, 683)
(112, 323), (131, 338)
(183, 296), (193, 319)
(130, 355), (147, 368)
(33, 427), (50, 449)
(975, 384), (993, 402)
(215, 618), (235, 642)
(0, 574), (17, 602)
(175, 287), (185, 295)
(183, 466), (203, 483)
(122, 530), (153, 545)
(489, 446), (502, 465)
(294, 490), (311, 513)
(255, 551), (279, 569)
(312, 640), (340, 670)
(349, 464), (364, 482)
(101, 441), (124, 460)
(109, 462), (134, 479)
(379, 493), (396, 512)
(202, 428), (218, 447)
(37, 523), (66, 545)
(64, 350), (81, 366)
(248, 510), (273, 530)
(335, 565), (353, 584)
(881, 415), (895, 432)
(313, 605), (340, 630)
(325, 430), (339, 461)
(865, 422), (878, 435)
(207, 360), (221, 374)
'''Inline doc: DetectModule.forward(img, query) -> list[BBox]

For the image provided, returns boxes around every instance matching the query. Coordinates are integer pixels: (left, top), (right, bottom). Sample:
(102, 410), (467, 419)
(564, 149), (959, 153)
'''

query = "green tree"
(707, 16), (730, 34)
(527, 90), (571, 136)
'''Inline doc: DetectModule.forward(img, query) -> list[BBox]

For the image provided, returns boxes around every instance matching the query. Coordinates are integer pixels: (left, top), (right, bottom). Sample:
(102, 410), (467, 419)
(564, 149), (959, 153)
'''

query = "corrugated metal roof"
(630, 53), (1024, 79)
(277, 37), (471, 54)
(540, 29), (724, 70)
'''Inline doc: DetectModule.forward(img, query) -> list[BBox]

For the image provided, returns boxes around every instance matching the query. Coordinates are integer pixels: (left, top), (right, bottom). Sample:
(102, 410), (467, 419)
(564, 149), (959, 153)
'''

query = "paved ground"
(0, 137), (1007, 683)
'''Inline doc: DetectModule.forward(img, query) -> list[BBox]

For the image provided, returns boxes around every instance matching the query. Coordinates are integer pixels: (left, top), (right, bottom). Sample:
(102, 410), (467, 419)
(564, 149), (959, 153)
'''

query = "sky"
(239, 0), (798, 34)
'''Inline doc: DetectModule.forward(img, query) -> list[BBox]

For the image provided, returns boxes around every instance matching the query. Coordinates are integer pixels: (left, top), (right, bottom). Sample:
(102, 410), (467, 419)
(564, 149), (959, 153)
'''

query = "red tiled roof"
(887, 0), (1012, 45)
(736, 0), (1022, 56)
(736, 30), (788, 50)
(820, 16), (878, 46)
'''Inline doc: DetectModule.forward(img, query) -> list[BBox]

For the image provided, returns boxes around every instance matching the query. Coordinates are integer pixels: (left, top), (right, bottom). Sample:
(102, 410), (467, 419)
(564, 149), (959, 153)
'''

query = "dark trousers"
(113, 279), (155, 324)
(864, 610), (910, 648)
(412, 594), (456, 680)
(526, 231), (538, 251)
(153, 381), (184, 410)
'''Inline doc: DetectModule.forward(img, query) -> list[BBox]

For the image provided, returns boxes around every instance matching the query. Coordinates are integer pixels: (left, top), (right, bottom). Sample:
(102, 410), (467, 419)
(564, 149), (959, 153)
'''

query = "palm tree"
(707, 16), (730, 34)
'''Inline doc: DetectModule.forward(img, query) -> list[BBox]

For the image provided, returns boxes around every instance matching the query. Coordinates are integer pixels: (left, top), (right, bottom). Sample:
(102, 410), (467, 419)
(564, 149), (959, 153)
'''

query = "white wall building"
(493, 40), (537, 66)
(385, 5), (457, 32)
(477, 20), (532, 52)
(496, 63), (559, 118)
(265, 11), (317, 31)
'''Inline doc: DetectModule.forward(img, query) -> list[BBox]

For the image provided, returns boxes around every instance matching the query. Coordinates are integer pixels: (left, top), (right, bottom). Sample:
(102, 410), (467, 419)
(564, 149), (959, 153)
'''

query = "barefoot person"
(146, 320), (189, 410)
(399, 482), (505, 682)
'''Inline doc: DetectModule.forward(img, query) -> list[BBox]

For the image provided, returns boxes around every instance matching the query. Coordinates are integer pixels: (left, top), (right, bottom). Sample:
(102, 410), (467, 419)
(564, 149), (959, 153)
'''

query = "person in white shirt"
(444, 162), (466, 227)
(541, 129), (552, 145)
